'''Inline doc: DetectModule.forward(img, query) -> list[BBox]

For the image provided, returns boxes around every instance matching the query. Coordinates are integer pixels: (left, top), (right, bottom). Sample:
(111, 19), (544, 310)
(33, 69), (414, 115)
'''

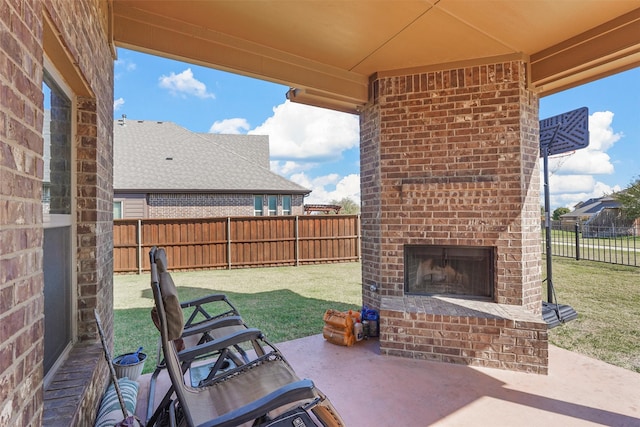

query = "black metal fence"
(543, 221), (639, 267)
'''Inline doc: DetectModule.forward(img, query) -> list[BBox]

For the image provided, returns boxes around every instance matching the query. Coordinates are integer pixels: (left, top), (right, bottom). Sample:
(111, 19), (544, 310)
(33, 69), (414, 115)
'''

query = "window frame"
(113, 200), (123, 219)
(282, 195), (292, 215)
(254, 195), (264, 216)
(268, 195), (277, 216)
(42, 55), (78, 388)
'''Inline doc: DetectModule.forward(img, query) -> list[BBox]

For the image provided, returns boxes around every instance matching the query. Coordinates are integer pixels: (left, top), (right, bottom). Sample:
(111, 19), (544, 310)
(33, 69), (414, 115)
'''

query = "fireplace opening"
(404, 245), (494, 299)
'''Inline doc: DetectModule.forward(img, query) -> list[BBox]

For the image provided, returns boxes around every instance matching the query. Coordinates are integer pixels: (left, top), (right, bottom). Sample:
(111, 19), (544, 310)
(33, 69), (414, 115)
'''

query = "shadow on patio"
(136, 334), (639, 426)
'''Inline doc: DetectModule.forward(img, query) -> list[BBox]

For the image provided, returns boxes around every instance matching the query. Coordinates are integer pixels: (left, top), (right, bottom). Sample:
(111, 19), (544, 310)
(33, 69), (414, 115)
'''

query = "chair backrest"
(151, 248), (185, 340)
(155, 246), (169, 273)
(149, 247), (196, 425)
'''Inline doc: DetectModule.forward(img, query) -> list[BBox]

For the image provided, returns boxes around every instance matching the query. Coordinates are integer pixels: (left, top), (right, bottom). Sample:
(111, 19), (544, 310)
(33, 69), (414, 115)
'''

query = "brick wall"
(147, 193), (306, 218)
(360, 61), (546, 372)
(1, 1), (48, 425)
(1, 0), (114, 425)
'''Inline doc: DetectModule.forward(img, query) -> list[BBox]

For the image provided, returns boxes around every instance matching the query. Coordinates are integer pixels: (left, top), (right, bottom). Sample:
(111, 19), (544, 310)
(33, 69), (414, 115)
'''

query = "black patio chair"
(147, 247), (254, 425)
(150, 246), (345, 427)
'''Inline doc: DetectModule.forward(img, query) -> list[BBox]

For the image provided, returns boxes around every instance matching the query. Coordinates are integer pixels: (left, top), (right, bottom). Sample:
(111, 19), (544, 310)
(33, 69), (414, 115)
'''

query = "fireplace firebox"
(404, 245), (494, 299)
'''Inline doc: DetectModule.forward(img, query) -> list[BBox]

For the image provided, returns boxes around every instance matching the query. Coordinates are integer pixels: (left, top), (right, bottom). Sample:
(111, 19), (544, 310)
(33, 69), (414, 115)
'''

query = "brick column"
(77, 97), (114, 342)
(360, 60), (542, 313)
(1, 2), (46, 425)
(360, 98), (383, 309)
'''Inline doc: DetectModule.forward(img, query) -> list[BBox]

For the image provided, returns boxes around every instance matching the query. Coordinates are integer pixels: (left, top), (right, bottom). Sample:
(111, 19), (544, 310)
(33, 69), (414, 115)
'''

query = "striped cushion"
(94, 378), (139, 427)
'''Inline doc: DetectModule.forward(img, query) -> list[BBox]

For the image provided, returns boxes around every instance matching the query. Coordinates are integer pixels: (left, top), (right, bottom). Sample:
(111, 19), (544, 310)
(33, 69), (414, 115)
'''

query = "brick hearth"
(380, 296), (548, 374)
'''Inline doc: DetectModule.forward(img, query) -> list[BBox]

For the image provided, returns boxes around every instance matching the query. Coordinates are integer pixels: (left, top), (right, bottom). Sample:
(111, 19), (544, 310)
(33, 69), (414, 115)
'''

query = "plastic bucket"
(113, 352), (147, 381)
(361, 307), (379, 337)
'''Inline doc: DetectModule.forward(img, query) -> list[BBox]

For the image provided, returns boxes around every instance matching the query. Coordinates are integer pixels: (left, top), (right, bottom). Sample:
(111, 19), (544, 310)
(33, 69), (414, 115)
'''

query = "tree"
(614, 177), (640, 220)
(552, 207), (570, 220)
(329, 197), (360, 214)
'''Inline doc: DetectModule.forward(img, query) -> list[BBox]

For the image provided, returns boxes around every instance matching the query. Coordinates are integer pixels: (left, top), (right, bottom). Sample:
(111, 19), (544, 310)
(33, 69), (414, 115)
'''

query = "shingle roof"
(561, 196), (620, 219)
(113, 119), (309, 194)
(197, 133), (270, 169)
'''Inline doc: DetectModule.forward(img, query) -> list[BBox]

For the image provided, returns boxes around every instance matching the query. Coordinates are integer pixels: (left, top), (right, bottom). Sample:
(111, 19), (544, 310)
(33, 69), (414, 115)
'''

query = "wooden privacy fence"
(114, 215), (361, 273)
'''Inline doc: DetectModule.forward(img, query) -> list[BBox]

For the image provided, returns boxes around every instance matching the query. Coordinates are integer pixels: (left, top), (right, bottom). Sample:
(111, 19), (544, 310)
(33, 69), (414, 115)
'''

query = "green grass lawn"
(544, 257), (640, 373)
(114, 257), (640, 374)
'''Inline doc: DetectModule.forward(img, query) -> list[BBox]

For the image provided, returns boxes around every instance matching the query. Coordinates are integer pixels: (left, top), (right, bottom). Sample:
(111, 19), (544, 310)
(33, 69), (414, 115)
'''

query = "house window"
(42, 66), (75, 383)
(113, 201), (123, 219)
(268, 195), (277, 216)
(282, 195), (292, 215)
(254, 195), (263, 216)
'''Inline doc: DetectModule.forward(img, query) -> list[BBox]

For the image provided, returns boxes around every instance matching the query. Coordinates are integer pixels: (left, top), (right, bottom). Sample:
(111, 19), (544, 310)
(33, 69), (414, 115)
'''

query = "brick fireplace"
(360, 59), (548, 374)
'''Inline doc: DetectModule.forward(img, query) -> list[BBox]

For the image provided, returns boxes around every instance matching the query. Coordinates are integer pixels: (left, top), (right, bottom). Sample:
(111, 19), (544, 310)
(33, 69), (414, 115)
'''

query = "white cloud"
(159, 68), (215, 99)
(551, 149), (614, 175)
(548, 174), (596, 194)
(334, 174), (361, 202)
(542, 111), (623, 209)
(549, 182), (622, 210)
(270, 160), (317, 176)
(115, 58), (137, 72)
(588, 111), (622, 151)
(249, 101), (359, 161)
(209, 118), (250, 134)
(114, 58), (136, 80)
(290, 172), (361, 205)
(242, 100), (361, 205)
(113, 97), (125, 111)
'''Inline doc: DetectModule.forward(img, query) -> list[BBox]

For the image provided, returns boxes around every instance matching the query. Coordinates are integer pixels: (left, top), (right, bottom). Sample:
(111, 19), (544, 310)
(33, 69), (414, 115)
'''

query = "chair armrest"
(197, 379), (317, 427)
(180, 293), (229, 308)
(177, 328), (263, 362)
(180, 315), (245, 338)
(181, 294), (242, 329)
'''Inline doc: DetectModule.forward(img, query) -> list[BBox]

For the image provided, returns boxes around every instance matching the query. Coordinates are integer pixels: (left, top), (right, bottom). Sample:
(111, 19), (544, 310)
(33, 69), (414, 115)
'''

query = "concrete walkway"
(136, 334), (640, 426)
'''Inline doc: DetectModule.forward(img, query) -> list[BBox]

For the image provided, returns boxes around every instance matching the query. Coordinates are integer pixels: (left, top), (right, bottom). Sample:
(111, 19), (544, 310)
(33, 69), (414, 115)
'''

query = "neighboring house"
(560, 195), (638, 236)
(113, 117), (310, 218)
(560, 195), (621, 224)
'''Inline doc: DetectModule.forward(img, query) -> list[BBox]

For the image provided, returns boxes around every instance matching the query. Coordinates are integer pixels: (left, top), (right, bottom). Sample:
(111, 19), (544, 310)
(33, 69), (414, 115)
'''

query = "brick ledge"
(43, 342), (107, 427)
(381, 296), (543, 324)
(380, 296), (548, 374)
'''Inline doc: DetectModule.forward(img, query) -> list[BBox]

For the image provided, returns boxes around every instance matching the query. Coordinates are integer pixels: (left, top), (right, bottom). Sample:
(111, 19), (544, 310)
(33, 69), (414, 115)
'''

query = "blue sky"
(114, 48), (638, 210)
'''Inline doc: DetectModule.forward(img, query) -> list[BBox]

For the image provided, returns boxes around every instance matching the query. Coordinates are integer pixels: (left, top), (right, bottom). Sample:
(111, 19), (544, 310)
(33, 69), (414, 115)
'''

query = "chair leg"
(146, 367), (161, 424)
(147, 385), (175, 427)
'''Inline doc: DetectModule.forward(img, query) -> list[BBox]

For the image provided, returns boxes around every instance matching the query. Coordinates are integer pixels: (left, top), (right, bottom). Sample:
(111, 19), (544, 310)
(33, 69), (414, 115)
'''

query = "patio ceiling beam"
(530, 7), (640, 95)
(112, 3), (368, 113)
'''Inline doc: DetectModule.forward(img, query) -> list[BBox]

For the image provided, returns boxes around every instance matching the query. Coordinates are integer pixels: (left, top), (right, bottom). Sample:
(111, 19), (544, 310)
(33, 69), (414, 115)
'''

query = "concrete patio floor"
(136, 334), (640, 426)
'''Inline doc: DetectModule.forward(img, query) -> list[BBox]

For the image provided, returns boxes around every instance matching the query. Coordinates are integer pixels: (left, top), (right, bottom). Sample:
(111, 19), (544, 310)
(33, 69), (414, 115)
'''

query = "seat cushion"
(94, 378), (139, 427)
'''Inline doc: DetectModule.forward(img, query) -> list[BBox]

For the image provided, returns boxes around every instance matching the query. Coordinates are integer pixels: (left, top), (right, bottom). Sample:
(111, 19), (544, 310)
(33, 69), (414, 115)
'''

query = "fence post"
(295, 215), (299, 266)
(137, 219), (142, 274)
(227, 217), (232, 270)
(575, 222), (580, 261)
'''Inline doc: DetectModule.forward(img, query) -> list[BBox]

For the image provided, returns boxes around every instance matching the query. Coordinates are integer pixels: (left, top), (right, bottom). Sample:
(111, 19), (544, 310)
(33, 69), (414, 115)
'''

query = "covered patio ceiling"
(111, 1), (640, 114)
